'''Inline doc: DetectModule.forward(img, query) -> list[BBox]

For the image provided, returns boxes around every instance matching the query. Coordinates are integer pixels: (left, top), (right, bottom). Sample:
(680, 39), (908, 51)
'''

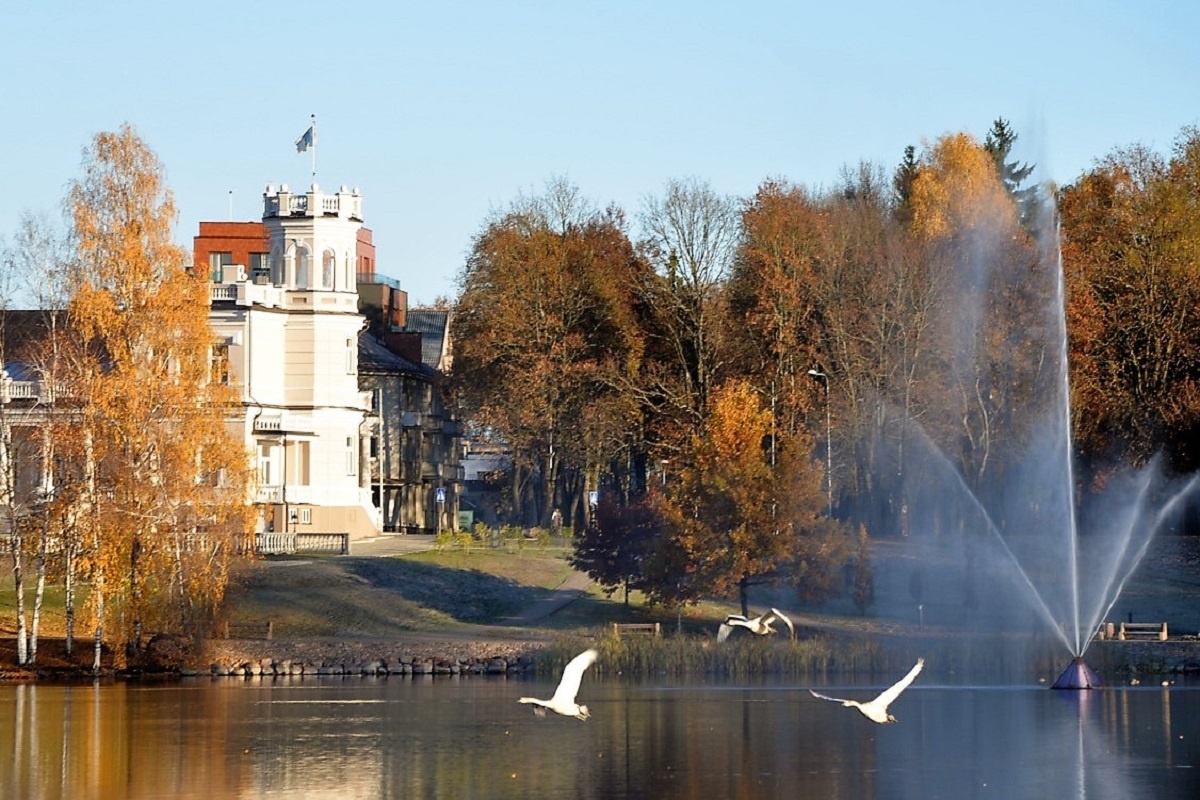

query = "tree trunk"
(64, 541), (76, 656)
(92, 574), (105, 675)
(30, 535), (46, 664)
(10, 537), (27, 666)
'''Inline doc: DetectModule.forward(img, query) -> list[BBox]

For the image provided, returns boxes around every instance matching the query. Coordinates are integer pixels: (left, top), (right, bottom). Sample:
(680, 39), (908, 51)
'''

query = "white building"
(206, 184), (380, 539)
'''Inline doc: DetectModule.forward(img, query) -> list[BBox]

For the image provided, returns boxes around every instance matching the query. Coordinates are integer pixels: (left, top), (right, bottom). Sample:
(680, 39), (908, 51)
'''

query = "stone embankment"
(198, 637), (549, 678)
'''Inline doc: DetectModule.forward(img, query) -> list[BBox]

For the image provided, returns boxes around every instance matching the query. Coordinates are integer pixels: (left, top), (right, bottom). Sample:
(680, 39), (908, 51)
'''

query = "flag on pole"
(295, 125), (314, 153)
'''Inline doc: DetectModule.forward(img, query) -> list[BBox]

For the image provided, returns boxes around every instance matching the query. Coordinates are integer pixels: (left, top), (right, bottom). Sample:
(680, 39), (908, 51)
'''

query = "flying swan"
(717, 607), (795, 642)
(809, 658), (925, 724)
(519, 648), (599, 720)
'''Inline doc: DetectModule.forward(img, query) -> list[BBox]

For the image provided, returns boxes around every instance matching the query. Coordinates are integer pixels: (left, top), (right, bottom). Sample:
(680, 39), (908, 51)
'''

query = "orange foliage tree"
(646, 380), (844, 611)
(65, 124), (253, 670)
(453, 178), (650, 527)
(1061, 126), (1200, 473)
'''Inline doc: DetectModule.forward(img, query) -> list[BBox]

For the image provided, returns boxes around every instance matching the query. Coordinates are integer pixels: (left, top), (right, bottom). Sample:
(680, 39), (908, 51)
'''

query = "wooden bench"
(1118, 622), (1167, 641)
(611, 622), (661, 638)
(223, 621), (274, 640)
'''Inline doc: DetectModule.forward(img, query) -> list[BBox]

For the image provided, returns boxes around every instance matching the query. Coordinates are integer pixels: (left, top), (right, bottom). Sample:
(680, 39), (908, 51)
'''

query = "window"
(346, 338), (355, 374)
(322, 249), (336, 289)
(269, 245), (283, 284)
(257, 444), (273, 485)
(209, 251), (232, 282)
(212, 342), (230, 385)
(249, 252), (269, 282)
(299, 507), (312, 525)
(295, 244), (310, 289)
(346, 436), (357, 476)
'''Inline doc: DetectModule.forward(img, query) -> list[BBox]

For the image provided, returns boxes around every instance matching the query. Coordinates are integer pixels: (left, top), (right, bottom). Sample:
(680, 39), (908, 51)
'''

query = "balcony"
(262, 184), (363, 221)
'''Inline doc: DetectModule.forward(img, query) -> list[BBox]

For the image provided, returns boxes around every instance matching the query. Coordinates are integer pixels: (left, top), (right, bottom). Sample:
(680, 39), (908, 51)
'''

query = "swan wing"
(769, 608), (795, 638)
(809, 689), (851, 705)
(550, 648), (598, 705)
(717, 623), (734, 642)
(873, 658), (924, 709)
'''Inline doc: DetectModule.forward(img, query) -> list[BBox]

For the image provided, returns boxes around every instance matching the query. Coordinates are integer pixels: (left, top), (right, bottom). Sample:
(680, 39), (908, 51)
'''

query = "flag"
(295, 125), (314, 153)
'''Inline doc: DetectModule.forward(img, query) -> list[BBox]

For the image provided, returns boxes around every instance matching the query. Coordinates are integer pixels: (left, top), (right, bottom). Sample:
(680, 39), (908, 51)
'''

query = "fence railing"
(247, 532), (350, 555)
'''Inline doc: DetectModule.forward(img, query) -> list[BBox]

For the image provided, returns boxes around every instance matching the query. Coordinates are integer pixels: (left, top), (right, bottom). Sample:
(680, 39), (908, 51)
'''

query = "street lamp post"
(807, 369), (832, 517)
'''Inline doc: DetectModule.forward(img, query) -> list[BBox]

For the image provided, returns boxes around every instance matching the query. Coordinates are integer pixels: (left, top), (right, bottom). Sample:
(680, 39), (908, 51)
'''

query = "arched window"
(295, 243), (310, 289)
(322, 249), (336, 290)
(269, 244), (283, 285)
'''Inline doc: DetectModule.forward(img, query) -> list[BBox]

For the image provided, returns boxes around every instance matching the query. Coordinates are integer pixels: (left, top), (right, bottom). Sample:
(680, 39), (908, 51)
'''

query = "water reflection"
(1, 676), (1197, 799)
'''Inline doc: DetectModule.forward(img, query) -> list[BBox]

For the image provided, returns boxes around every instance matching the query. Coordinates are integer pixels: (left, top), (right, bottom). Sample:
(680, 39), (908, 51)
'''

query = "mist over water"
(868, 190), (1197, 661)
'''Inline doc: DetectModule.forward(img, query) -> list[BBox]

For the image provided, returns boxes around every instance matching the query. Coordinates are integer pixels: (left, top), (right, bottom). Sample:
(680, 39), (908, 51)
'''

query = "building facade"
(201, 183), (380, 539)
(197, 183), (462, 539)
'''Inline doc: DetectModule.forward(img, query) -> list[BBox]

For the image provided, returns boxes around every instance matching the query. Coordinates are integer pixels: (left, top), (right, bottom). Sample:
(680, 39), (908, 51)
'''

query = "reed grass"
(527, 628), (1090, 683)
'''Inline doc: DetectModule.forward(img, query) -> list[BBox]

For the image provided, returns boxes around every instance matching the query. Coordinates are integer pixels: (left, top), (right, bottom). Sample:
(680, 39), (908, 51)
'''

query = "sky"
(1, 1), (1197, 307)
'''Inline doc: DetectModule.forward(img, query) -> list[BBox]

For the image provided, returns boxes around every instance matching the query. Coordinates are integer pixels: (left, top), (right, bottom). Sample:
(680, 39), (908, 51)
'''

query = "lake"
(2, 673), (1198, 799)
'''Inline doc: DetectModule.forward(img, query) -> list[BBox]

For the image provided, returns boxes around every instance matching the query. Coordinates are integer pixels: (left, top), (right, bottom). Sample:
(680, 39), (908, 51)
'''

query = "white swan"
(519, 648), (598, 720)
(809, 658), (924, 724)
(717, 607), (795, 642)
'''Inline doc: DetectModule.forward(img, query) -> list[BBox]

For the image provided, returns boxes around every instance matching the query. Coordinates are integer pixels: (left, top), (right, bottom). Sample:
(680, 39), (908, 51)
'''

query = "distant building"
(197, 183), (461, 539)
(201, 183), (380, 539)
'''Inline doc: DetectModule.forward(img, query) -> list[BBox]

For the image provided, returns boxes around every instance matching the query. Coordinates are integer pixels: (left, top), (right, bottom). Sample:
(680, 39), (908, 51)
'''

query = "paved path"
(343, 534), (594, 626)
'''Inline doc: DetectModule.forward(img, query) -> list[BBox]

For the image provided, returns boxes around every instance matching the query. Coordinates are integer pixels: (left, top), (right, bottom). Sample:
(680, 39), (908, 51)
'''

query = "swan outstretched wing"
(550, 648), (598, 705)
(769, 608), (795, 639)
(873, 658), (924, 708)
(809, 689), (852, 706)
(718, 615), (750, 642)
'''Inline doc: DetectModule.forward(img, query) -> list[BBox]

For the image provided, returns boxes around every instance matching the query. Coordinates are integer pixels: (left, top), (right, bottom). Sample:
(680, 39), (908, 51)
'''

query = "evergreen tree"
(984, 118), (1039, 228)
(892, 145), (919, 222)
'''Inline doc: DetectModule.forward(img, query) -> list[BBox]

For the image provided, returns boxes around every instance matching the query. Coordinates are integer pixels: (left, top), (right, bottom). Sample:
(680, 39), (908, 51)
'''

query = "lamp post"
(807, 369), (832, 517)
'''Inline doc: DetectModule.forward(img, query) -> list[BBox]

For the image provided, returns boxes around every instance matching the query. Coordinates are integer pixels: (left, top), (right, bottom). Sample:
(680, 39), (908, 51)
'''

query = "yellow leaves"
(697, 380), (773, 484)
(909, 133), (1018, 241)
(52, 124), (253, 644)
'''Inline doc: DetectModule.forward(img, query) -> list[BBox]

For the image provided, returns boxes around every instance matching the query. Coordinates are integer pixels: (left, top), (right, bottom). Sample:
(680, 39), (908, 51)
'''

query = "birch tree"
(66, 124), (252, 669)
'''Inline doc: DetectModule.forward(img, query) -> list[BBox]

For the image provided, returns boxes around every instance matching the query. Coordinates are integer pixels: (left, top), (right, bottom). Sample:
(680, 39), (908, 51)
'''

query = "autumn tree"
(1061, 125), (1200, 474)
(725, 178), (825, 437)
(905, 132), (1040, 496)
(647, 380), (843, 611)
(453, 178), (650, 527)
(66, 124), (253, 670)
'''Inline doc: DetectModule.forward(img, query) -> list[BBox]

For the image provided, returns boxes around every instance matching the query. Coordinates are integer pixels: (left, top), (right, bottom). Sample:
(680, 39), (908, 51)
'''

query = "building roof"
(358, 332), (435, 378)
(403, 309), (451, 370)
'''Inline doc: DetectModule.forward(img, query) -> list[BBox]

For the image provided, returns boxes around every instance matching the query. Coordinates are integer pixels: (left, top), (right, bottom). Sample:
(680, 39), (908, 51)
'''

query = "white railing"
(210, 285), (238, 302)
(250, 532), (349, 555)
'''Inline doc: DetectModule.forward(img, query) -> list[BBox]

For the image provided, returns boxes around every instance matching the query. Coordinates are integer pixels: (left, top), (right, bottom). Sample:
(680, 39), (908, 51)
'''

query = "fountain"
(867, 187), (1197, 689)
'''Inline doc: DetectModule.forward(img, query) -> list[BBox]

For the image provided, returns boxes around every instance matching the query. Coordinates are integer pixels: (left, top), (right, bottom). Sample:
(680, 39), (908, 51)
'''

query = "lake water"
(2, 673), (1198, 799)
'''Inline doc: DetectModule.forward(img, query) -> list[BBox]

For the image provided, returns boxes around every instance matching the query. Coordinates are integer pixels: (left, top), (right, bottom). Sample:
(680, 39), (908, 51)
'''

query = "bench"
(611, 622), (661, 638)
(1118, 622), (1167, 641)
(223, 621), (274, 640)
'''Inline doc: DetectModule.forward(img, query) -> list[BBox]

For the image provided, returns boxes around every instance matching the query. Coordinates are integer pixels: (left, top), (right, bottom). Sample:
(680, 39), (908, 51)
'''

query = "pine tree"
(984, 118), (1040, 228)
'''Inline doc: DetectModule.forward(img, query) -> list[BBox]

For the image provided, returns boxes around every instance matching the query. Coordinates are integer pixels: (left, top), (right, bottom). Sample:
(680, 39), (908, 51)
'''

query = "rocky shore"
(197, 636), (551, 678)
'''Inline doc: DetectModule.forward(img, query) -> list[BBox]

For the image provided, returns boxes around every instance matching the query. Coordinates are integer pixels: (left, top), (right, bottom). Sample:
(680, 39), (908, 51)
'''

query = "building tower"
(204, 183), (380, 539)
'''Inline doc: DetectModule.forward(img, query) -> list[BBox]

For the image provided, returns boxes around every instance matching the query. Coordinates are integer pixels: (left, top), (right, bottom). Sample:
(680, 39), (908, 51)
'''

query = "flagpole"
(310, 114), (317, 185)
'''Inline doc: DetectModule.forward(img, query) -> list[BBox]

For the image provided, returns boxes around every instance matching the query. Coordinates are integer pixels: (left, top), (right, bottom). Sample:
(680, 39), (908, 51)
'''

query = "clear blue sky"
(2, 1), (1196, 306)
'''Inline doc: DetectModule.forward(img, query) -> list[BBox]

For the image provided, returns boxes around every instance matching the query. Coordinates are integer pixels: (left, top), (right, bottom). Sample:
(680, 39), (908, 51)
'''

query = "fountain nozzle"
(1050, 656), (1103, 690)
